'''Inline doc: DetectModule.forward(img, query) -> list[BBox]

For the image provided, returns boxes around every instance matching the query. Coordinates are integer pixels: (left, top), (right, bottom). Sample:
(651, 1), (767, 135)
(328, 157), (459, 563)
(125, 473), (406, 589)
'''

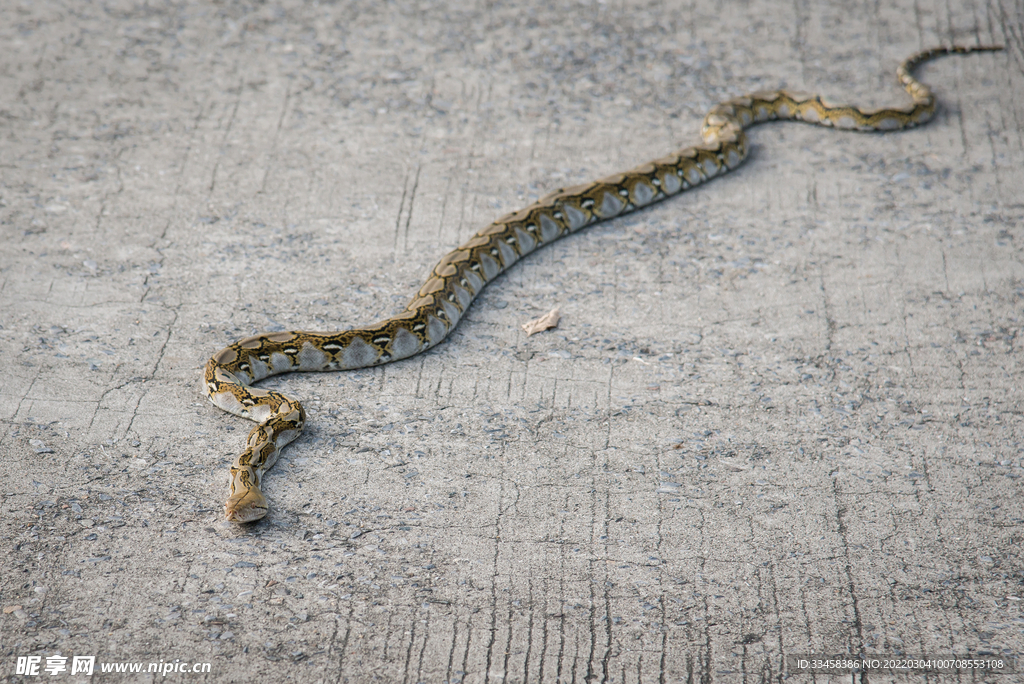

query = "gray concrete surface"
(1, 0), (1022, 682)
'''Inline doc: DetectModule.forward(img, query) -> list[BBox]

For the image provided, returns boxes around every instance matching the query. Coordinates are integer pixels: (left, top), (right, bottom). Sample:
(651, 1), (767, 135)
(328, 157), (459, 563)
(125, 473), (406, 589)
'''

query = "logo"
(15, 655), (94, 677)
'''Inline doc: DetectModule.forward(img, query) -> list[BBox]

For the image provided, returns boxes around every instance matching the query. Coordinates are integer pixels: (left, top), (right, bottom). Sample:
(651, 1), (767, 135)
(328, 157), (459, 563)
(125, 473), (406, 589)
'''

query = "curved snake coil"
(205, 45), (1000, 522)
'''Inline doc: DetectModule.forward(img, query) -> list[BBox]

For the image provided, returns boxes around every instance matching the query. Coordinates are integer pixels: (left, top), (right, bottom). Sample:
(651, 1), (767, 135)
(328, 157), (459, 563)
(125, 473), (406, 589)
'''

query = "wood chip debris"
(521, 308), (560, 336)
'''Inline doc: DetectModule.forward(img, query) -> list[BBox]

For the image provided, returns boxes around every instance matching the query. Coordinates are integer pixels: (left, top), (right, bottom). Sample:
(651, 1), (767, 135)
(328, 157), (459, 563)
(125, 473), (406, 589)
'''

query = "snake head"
(224, 487), (269, 523)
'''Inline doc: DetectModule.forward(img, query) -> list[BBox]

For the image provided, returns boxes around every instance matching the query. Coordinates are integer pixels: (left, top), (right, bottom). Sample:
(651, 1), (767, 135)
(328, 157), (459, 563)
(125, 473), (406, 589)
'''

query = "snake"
(203, 45), (1001, 522)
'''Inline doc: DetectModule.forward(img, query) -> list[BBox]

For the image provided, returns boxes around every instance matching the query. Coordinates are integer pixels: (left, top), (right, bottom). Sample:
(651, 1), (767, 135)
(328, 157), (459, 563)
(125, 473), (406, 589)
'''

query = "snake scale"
(204, 45), (1001, 522)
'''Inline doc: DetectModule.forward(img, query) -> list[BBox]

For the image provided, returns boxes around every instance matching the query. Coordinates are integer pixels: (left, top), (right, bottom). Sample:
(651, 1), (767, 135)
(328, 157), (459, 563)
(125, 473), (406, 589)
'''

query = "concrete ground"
(1, 0), (1021, 682)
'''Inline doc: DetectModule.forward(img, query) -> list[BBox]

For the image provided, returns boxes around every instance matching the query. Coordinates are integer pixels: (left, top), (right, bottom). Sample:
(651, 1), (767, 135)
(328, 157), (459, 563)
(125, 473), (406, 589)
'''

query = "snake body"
(204, 46), (1000, 522)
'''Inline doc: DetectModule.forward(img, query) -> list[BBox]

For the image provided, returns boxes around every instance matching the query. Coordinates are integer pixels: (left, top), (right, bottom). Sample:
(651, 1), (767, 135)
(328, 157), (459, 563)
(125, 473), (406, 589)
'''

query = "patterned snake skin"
(204, 46), (1001, 522)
